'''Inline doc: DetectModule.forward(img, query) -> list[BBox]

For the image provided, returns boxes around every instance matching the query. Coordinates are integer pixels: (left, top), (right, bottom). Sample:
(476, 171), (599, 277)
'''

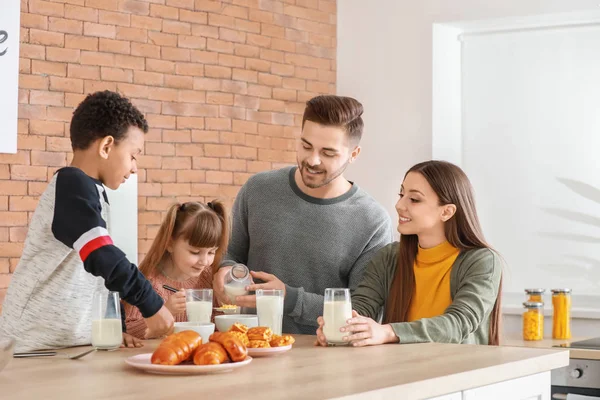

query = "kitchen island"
(0, 335), (568, 400)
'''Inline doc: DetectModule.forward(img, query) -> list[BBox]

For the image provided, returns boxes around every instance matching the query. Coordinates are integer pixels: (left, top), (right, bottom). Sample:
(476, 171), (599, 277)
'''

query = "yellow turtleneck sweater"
(407, 241), (460, 322)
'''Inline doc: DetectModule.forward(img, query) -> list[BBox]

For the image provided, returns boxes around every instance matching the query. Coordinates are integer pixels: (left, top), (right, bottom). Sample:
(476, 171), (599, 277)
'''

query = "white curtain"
(460, 24), (600, 298)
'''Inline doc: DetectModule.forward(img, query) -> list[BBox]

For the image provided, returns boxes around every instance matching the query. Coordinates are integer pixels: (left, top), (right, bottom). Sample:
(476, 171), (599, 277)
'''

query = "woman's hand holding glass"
(316, 310), (399, 347)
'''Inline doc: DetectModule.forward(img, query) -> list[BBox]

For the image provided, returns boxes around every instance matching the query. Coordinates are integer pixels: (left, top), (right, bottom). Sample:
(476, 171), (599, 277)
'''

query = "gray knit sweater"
(223, 166), (393, 334)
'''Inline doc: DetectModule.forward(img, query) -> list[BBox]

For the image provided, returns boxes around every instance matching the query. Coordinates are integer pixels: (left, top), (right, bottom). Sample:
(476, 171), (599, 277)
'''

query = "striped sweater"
(0, 167), (163, 352)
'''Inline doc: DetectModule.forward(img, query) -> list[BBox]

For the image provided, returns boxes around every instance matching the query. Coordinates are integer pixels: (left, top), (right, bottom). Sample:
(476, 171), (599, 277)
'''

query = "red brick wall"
(0, 0), (336, 309)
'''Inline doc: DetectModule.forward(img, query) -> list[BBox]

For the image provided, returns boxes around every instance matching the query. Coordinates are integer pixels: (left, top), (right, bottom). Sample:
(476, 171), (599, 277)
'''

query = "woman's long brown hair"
(139, 200), (230, 278)
(383, 161), (502, 345)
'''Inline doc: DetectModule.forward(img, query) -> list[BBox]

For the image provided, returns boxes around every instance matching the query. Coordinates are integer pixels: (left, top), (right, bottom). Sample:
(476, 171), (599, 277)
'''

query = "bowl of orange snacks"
(213, 304), (240, 315)
(214, 314), (258, 332)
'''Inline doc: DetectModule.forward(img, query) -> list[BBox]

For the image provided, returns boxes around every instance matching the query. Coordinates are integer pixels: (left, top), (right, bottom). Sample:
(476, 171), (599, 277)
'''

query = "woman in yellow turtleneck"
(316, 160), (502, 347)
(407, 240), (459, 322)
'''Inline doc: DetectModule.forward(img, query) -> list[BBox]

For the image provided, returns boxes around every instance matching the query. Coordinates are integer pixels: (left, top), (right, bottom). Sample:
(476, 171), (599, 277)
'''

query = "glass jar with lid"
(522, 301), (544, 341)
(551, 289), (572, 339)
(223, 263), (251, 305)
(524, 288), (545, 303)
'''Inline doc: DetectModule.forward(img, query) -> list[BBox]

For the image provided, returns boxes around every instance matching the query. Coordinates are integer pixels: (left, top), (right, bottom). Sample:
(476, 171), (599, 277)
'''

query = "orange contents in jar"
(522, 302), (544, 341)
(551, 289), (571, 340)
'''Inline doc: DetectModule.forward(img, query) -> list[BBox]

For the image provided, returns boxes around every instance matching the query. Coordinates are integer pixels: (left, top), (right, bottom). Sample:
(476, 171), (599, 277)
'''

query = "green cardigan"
(351, 242), (502, 345)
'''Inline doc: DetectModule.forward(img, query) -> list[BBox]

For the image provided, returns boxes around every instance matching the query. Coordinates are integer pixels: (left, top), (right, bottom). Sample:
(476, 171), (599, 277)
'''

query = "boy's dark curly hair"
(70, 91), (148, 150)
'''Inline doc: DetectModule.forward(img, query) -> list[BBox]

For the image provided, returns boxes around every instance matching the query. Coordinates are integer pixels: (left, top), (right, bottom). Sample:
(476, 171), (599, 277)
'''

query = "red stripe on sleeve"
(79, 236), (114, 261)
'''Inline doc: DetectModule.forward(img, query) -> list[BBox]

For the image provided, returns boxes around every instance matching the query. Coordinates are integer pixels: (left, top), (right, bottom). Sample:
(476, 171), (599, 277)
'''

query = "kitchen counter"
(503, 334), (600, 360)
(0, 335), (568, 399)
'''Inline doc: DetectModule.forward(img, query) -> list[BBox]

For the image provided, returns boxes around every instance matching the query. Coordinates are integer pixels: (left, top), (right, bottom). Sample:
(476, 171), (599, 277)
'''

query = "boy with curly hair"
(0, 91), (174, 352)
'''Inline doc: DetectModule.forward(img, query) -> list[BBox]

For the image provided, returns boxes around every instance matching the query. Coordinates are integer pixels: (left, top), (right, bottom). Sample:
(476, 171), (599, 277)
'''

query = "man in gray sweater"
(214, 95), (393, 334)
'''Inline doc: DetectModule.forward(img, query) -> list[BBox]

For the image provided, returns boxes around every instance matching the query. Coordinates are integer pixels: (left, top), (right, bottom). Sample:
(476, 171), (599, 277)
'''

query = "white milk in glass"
(186, 300), (212, 323)
(91, 319), (122, 349)
(323, 301), (352, 344)
(256, 295), (283, 335)
(224, 284), (248, 304)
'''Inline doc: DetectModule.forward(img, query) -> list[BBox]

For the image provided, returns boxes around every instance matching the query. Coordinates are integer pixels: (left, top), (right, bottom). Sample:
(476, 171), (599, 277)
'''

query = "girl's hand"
(341, 310), (399, 347)
(165, 289), (186, 316)
(121, 333), (144, 348)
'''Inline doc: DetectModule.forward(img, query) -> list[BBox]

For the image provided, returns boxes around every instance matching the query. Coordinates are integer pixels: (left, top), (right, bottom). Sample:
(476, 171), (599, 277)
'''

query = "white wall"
(338, 0), (600, 336)
(338, 0), (600, 222)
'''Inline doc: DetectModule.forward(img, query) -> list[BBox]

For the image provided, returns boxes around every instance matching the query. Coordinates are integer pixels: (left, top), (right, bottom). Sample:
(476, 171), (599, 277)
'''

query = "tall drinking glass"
(323, 288), (352, 346)
(186, 289), (213, 323)
(256, 289), (284, 335)
(91, 291), (123, 350)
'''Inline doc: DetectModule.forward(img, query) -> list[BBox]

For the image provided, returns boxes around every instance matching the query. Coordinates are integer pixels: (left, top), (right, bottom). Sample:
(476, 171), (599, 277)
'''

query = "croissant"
(247, 327), (273, 341)
(175, 330), (204, 349)
(151, 331), (203, 365)
(209, 332), (248, 362)
(247, 340), (270, 348)
(270, 335), (295, 347)
(193, 342), (230, 365)
(229, 322), (249, 334)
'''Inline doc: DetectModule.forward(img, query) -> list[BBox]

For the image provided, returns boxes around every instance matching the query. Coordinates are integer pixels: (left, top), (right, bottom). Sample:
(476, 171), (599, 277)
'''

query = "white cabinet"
(104, 174), (138, 265)
(461, 371), (550, 400)
(428, 372), (550, 400)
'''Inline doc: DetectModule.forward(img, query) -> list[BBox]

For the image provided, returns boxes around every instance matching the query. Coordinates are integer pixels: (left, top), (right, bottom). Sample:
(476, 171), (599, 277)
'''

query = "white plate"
(125, 353), (253, 375)
(247, 345), (292, 357)
(213, 307), (240, 315)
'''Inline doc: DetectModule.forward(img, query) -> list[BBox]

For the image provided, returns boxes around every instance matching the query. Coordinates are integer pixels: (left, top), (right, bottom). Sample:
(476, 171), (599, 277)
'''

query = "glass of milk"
(256, 289), (284, 335)
(323, 288), (352, 346)
(91, 291), (123, 350)
(185, 289), (213, 323)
